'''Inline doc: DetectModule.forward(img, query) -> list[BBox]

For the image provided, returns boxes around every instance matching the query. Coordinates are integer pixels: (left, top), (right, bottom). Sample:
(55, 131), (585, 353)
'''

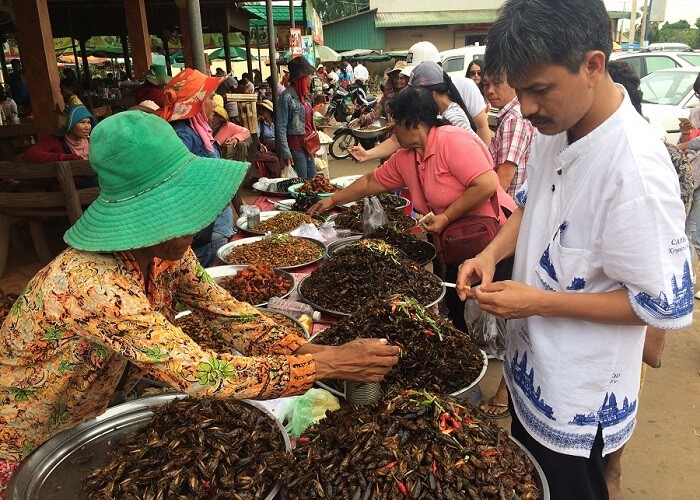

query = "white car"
(640, 68), (700, 142)
(609, 50), (700, 79)
(440, 46), (486, 80)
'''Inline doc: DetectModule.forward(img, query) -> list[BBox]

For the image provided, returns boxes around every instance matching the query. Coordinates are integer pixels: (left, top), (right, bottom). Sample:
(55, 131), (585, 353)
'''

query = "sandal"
(478, 397), (510, 419)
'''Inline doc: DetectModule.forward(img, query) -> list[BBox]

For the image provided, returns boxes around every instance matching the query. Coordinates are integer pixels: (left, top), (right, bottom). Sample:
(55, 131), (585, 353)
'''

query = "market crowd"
(1, 0), (698, 497)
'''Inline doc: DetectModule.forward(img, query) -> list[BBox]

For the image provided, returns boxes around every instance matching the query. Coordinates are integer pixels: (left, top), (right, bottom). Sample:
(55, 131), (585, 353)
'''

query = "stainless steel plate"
(326, 235), (436, 267)
(296, 275), (446, 317)
(205, 264), (296, 307)
(216, 236), (327, 271)
(235, 211), (325, 236)
(6, 395), (289, 500)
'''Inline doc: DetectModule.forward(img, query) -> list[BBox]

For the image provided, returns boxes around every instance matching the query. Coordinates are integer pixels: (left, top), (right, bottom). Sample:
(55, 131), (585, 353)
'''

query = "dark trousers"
(509, 398), (610, 500)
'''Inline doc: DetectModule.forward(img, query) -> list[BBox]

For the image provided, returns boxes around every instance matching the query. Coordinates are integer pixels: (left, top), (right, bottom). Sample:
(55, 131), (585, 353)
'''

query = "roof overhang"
(375, 10), (499, 28)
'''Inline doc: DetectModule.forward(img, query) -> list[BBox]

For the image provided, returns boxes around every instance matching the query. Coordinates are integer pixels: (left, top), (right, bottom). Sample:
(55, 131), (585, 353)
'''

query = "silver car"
(640, 68), (700, 142)
(609, 51), (700, 79)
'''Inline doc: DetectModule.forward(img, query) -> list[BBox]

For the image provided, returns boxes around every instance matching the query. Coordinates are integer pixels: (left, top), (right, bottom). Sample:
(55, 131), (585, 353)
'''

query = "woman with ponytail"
(277, 57), (318, 178)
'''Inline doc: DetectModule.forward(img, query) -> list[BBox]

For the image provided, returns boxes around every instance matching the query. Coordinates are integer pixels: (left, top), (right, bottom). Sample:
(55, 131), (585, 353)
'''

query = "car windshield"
(678, 54), (700, 67)
(640, 71), (698, 105)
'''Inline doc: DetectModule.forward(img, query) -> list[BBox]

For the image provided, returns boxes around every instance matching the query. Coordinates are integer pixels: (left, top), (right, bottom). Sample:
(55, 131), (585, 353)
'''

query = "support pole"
(124, 0), (152, 78)
(186, 0), (206, 72)
(162, 33), (173, 76)
(121, 34), (132, 78)
(639, 0), (650, 49)
(628, 0), (638, 51)
(223, 28), (232, 74)
(244, 31), (253, 77)
(79, 38), (90, 90)
(289, 0), (295, 29)
(267, 0), (281, 160)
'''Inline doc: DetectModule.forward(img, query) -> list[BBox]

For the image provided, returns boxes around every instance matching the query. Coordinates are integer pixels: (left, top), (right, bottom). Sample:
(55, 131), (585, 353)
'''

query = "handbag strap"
(412, 149), (501, 222)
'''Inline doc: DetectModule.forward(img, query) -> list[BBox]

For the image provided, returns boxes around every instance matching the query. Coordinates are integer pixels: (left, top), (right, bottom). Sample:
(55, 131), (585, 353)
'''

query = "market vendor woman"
(0, 111), (399, 492)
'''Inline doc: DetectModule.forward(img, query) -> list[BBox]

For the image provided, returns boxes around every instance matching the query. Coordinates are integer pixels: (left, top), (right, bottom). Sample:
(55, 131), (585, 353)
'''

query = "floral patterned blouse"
(0, 247), (315, 486)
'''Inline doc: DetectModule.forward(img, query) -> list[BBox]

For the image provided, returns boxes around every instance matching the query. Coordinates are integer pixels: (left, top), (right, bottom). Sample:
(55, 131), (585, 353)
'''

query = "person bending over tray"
(309, 86), (516, 330)
(0, 111), (399, 494)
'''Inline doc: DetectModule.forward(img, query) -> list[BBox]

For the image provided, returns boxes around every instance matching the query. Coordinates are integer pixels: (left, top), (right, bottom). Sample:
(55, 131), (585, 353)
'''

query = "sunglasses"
(468, 70), (483, 77)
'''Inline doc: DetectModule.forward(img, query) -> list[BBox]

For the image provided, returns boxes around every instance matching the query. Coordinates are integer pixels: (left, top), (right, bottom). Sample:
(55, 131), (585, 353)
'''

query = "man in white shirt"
(457, 0), (692, 498)
(341, 57), (354, 87)
(353, 60), (369, 90)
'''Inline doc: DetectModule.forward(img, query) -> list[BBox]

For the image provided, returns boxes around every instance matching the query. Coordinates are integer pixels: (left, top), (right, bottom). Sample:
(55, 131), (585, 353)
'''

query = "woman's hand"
(259, 143), (268, 152)
(225, 138), (239, 147)
(349, 145), (370, 163)
(419, 213), (450, 234)
(285, 156), (294, 166)
(308, 196), (335, 215)
(311, 338), (400, 383)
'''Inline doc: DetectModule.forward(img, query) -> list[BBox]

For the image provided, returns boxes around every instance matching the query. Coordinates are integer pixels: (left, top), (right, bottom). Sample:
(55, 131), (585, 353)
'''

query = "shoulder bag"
(302, 130), (321, 156)
(414, 154), (501, 265)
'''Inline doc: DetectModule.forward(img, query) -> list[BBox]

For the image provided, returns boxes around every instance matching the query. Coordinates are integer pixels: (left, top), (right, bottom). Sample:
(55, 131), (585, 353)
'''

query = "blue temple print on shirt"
(566, 277), (586, 290)
(634, 260), (693, 319)
(569, 392), (637, 427)
(506, 350), (555, 420)
(538, 245), (557, 282)
(515, 189), (527, 207)
(537, 274), (555, 291)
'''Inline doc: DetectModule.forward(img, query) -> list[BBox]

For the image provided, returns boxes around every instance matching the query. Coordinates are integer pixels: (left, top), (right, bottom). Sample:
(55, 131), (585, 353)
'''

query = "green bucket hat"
(64, 111), (248, 252)
(144, 64), (171, 86)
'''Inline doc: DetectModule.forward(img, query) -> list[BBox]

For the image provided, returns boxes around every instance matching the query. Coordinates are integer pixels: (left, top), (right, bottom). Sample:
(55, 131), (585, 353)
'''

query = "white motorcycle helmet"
(401, 41), (441, 78)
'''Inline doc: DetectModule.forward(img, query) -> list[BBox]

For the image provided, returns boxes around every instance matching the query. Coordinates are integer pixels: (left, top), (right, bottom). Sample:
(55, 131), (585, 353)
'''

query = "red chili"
(397, 481), (409, 497)
(423, 329), (435, 337)
(297, 437), (310, 445)
(431, 459), (438, 473)
(381, 461), (398, 470)
(201, 480), (213, 492)
(483, 449), (502, 457)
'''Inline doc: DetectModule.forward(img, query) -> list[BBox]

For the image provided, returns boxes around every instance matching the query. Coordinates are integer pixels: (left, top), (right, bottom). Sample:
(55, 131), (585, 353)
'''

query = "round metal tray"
(216, 235), (327, 271)
(252, 177), (306, 197)
(349, 117), (388, 138)
(258, 307), (309, 339)
(234, 211), (325, 236)
(327, 235), (436, 267)
(336, 194), (410, 211)
(6, 394), (289, 500)
(205, 264), (296, 307)
(296, 275), (446, 317)
(510, 436), (551, 499)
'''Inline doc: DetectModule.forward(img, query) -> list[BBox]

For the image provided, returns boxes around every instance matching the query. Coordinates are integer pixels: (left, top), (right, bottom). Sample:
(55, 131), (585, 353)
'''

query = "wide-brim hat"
(211, 94), (229, 121)
(144, 64), (171, 86)
(159, 68), (224, 122)
(387, 61), (407, 75)
(64, 111), (248, 252)
(288, 56), (316, 82)
(56, 104), (96, 137)
(257, 99), (274, 113)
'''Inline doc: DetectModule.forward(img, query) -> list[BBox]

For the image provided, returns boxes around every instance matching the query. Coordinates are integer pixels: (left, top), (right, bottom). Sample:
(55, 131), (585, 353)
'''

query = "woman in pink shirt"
(310, 86), (515, 329)
(209, 94), (251, 148)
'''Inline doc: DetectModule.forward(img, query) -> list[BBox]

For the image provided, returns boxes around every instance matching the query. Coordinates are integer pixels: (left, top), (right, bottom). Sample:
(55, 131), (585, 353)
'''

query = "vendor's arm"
(173, 248), (308, 356)
(349, 134), (400, 163)
(677, 136), (700, 151)
(308, 171), (387, 214)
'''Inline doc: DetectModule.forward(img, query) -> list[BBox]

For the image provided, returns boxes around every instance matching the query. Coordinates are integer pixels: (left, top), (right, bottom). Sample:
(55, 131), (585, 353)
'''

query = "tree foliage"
(650, 18), (700, 49)
(315, 0), (370, 23)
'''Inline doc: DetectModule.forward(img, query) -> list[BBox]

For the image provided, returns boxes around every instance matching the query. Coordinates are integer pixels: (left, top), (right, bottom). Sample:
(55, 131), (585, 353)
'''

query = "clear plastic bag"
(280, 388), (340, 437)
(281, 164), (297, 178)
(463, 299), (507, 359)
(362, 196), (388, 235)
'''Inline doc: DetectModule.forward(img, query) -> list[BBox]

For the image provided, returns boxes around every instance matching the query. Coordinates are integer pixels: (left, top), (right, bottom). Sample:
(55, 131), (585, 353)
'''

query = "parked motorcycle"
(327, 85), (382, 160)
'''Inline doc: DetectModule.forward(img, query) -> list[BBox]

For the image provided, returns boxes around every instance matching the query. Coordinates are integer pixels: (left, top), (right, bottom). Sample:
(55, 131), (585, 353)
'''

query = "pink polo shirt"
(374, 125), (516, 221)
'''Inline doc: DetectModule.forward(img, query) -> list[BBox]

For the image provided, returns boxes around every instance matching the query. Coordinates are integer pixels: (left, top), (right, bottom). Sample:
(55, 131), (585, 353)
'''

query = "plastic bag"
(362, 196), (388, 235)
(281, 164), (297, 178)
(463, 299), (507, 359)
(280, 388), (340, 437)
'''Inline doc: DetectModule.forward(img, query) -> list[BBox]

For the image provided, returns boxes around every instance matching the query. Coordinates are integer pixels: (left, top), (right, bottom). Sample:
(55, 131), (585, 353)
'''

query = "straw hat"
(387, 61), (407, 75)
(159, 68), (224, 121)
(64, 111), (247, 251)
(211, 94), (229, 121)
(257, 99), (274, 114)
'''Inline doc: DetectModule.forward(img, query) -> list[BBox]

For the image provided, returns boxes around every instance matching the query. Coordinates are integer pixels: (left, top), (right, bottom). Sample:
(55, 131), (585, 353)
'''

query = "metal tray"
(287, 182), (336, 199)
(252, 177), (306, 197)
(510, 436), (551, 499)
(205, 264), (296, 307)
(330, 174), (363, 189)
(336, 194), (410, 211)
(235, 211), (325, 236)
(327, 235), (436, 267)
(349, 117), (388, 138)
(296, 275), (445, 317)
(258, 307), (309, 339)
(6, 394), (290, 500)
(216, 235), (327, 271)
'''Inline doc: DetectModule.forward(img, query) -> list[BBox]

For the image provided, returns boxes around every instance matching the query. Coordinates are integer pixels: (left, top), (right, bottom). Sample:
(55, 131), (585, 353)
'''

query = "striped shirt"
(488, 97), (535, 197)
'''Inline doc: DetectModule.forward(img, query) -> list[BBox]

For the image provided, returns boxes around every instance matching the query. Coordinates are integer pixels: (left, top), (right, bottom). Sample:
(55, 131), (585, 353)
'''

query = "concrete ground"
(1, 154), (698, 498)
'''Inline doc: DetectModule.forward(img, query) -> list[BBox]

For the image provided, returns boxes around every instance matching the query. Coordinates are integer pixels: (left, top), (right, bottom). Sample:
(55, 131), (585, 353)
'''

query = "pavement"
(1, 154), (698, 498)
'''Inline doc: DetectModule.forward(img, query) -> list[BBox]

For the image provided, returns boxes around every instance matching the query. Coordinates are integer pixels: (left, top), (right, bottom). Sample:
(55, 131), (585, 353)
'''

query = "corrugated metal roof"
(375, 10), (499, 28)
(244, 5), (304, 24)
(323, 10), (384, 52)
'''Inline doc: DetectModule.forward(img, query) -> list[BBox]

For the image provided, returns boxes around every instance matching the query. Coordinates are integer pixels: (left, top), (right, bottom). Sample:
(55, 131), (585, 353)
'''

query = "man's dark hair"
(486, 0), (613, 85)
(388, 86), (445, 129)
(60, 76), (80, 95)
(607, 60), (643, 115)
